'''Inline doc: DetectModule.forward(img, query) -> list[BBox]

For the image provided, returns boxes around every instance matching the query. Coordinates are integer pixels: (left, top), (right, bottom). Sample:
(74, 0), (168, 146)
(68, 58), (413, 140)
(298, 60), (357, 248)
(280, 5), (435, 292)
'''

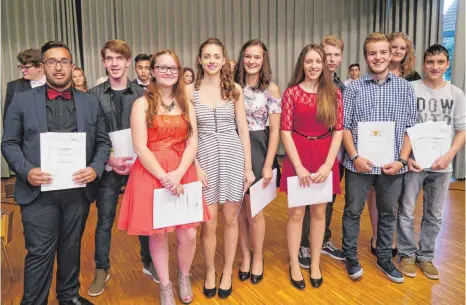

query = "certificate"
(358, 121), (395, 166)
(287, 172), (333, 208)
(153, 181), (204, 229)
(40, 132), (86, 192)
(106, 128), (137, 172)
(249, 169), (278, 217)
(408, 121), (451, 169)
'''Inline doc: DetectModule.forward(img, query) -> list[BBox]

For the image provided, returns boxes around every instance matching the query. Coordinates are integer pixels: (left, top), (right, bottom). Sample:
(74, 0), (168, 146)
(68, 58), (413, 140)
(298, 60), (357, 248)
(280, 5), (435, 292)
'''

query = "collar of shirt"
(30, 75), (46, 88)
(361, 71), (394, 84)
(333, 72), (341, 84)
(103, 78), (134, 94)
(136, 78), (149, 87)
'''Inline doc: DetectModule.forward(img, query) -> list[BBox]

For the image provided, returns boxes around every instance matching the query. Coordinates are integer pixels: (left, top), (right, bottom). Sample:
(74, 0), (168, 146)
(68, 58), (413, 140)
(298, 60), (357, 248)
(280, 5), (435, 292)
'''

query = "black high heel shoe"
(218, 273), (232, 299)
(203, 273), (216, 298)
(310, 267), (323, 288)
(289, 266), (305, 290)
(251, 256), (264, 285)
(238, 250), (252, 281)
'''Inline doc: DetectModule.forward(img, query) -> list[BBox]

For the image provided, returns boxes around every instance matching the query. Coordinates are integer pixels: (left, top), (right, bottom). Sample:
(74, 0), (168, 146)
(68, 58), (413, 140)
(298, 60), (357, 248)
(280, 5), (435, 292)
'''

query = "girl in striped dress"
(186, 38), (255, 299)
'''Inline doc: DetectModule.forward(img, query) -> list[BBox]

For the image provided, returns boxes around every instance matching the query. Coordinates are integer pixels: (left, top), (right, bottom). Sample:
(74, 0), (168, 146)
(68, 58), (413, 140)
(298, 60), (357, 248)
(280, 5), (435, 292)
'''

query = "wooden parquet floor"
(1, 178), (464, 305)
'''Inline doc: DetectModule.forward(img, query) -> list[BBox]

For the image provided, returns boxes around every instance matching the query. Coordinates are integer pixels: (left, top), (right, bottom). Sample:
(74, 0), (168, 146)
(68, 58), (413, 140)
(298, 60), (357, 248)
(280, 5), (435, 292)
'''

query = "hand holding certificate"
(249, 169), (278, 217)
(287, 172), (333, 208)
(153, 181), (204, 229)
(358, 122), (395, 167)
(40, 132), (87, 192)
(106, 128), (137, 172)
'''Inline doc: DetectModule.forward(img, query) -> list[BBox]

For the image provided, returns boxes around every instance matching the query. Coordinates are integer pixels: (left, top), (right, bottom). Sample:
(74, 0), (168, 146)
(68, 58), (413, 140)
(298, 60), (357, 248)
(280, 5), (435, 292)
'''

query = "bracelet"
(397, 158), (408, 167)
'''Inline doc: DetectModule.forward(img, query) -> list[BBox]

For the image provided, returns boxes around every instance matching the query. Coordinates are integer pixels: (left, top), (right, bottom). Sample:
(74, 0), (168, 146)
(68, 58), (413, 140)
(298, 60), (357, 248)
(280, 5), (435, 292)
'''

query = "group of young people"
(2, 30), (464, 305)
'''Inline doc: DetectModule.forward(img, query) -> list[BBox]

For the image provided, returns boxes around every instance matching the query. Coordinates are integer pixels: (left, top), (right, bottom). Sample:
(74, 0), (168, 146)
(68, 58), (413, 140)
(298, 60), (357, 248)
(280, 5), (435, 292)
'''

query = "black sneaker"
(377, 259), (404, 283)
(321, 241), (345, 261)
(298, 246), (310, 269)
(345, 258), (363, 280)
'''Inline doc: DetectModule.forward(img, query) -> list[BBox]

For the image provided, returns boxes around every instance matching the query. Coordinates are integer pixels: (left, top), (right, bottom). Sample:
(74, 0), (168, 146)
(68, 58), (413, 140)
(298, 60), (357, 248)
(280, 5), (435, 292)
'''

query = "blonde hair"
(72, 67), (88, 92)
(363, 32), (391, 57)
(388, 32), (416, 77)
(321, 36), (344, 52)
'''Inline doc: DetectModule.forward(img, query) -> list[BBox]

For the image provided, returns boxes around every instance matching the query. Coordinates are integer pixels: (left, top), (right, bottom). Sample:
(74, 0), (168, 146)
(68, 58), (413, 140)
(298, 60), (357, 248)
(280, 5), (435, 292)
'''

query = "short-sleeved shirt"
(342, 72), (417, 174)
(243, 86), (281, 131)
(411, 80), (466, 173)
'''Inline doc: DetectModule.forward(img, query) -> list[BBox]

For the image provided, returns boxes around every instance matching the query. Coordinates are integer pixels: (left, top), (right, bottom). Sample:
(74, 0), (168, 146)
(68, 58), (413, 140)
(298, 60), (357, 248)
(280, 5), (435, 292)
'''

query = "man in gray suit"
(2, 41), (111, 305)
(3, 48), (46, 119)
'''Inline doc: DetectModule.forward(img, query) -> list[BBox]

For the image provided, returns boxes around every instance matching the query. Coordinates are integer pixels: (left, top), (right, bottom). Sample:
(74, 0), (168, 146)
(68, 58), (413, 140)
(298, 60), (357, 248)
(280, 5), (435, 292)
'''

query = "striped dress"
(194, 90), (245, 204)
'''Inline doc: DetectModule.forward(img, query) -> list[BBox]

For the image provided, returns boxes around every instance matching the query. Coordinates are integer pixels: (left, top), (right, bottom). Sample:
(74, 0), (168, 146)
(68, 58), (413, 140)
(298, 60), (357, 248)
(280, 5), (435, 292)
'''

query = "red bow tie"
(47, 88), (72, 100)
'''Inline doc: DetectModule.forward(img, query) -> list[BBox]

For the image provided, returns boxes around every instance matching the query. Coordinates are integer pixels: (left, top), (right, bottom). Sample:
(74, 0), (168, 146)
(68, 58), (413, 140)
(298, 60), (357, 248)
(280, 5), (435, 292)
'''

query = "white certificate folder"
(249, 169), (278, 217)
(287, 172), (333, 208)
(153, 181), (204, 229)
(40, 132), (87, 192)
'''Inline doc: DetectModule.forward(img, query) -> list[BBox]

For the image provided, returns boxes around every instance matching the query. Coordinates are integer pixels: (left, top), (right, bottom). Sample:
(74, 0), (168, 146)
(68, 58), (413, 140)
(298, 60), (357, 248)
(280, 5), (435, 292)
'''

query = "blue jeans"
(397, 171), (451, 261)
(342, 170), (403, 261)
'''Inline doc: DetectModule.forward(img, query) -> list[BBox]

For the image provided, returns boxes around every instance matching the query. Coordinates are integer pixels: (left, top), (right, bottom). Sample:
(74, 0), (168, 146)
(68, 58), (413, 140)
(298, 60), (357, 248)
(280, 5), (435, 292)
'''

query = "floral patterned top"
(243, 86), (282, 131)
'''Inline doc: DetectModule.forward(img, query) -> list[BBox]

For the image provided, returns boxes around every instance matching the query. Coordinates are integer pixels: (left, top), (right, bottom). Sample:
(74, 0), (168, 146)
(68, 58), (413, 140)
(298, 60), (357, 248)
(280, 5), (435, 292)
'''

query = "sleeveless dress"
(193, 90), (245, 204)
(280, 85), (343, 195)
(243, 86), (282, 191)
(117, 115), (211, 235)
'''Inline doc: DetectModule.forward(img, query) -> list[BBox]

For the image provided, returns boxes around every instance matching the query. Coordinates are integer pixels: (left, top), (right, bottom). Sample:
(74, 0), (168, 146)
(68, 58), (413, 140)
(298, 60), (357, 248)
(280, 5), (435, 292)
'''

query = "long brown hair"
(389, 32), (416, 78)
(288, 44), (338, 128)
(72, 67), (88, 91)
(145, 50), (192, 137)
(234, 39), (272, 91)
(195, 38), (240, 101)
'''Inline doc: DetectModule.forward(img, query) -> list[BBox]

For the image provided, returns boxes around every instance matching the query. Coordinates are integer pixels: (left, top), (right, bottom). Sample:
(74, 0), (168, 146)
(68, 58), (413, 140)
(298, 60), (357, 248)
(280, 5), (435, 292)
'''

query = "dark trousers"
(94, 171), (151, 271)
(342, 170), (403, 261)
(20, 189), (90, 305)
(300, 163), (345, 248)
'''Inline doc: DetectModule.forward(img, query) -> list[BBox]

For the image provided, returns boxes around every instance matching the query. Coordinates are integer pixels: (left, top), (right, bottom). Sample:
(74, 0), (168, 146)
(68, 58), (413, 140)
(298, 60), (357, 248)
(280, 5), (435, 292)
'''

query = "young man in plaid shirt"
(341, 32), (417, 283)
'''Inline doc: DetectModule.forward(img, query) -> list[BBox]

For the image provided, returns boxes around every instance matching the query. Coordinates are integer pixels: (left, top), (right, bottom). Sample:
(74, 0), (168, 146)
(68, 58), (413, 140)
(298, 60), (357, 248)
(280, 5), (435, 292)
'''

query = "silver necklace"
(161, 100), (175, 112)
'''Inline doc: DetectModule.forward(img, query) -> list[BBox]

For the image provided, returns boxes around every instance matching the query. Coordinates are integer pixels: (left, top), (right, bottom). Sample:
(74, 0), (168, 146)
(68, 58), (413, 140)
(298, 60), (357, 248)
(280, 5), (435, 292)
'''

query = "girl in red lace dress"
(280, 44), (343, 289)
(117, 50), (210, 305)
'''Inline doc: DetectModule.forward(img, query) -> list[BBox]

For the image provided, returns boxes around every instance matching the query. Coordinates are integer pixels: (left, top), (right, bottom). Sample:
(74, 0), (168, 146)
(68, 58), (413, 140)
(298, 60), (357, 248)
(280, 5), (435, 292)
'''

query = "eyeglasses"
(17, 65), (34, 71)
(43, 58), (73, 67)
(155, 65), (180, 74)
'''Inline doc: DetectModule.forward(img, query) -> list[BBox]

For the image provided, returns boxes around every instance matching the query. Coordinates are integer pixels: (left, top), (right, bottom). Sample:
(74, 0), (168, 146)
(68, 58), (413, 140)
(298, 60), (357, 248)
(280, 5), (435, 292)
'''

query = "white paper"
(106, 128), (137, 172)
(287, 172), (333, 208)
(407, 121), (451, 169)
(40, 132), (86, 192)
(153, 181), (204, 229)
(358, 121), (395, 166)
(249, 169), (278, 217)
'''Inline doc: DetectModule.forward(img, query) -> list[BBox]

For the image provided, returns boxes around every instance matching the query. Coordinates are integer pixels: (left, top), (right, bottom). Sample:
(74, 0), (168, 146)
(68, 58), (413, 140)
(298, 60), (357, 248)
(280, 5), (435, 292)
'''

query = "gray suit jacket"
(3, 78), (32, 119)
(1, 86), (111, 205)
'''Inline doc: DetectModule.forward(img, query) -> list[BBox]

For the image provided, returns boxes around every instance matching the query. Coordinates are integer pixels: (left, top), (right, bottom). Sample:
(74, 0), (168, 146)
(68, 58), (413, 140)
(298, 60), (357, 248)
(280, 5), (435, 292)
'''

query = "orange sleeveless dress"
(117, 115), (211, 235)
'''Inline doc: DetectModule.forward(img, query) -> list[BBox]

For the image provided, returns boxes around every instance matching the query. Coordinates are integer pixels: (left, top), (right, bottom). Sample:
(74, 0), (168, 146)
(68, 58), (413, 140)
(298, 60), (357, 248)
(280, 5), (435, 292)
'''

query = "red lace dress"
(279, 85), (343, 194)
(117, 115), (211, 235)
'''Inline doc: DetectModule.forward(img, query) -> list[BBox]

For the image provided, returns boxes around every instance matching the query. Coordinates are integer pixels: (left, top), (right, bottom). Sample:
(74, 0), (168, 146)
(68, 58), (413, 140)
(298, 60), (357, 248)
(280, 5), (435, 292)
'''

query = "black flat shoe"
(239, 250), (252, 281)
(59, 296), (93, 305)
(203, 273), (216, 298)
(370, 238), (376, 256)
(289, 266), (305, 290)
(251, 256), (264, 285)
(310, 268), (323, 288)
(218, 273), (232, 299)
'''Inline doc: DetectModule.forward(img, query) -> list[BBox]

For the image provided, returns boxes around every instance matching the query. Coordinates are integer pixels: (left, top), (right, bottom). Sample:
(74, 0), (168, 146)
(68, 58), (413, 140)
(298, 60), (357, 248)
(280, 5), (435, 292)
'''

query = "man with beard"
(87, 40), (157, 297)
(341, 33), (416, 283)
(2, 41), (111, 305)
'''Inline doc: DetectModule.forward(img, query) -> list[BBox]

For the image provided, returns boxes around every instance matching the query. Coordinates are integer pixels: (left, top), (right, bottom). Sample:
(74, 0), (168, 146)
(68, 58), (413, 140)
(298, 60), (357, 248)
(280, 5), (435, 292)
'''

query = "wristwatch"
(397, 158), (407, 167)
(351, 154), (359, 161)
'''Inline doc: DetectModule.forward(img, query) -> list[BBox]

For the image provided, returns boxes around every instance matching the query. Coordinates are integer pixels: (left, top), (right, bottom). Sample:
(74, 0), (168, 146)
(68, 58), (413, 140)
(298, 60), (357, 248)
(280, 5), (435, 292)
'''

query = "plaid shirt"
(343, 72), (417, 175)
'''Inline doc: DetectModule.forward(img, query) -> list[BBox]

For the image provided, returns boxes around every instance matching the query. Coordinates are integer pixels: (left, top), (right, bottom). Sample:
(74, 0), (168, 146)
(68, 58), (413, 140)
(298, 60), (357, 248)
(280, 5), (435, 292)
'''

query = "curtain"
(451, 0), (465, 179)
(1, 0), (81, 177)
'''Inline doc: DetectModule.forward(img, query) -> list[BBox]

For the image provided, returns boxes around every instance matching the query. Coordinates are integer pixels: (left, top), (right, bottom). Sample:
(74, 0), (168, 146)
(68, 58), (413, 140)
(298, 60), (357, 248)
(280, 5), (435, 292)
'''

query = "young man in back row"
(397, 44), (465, 280)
